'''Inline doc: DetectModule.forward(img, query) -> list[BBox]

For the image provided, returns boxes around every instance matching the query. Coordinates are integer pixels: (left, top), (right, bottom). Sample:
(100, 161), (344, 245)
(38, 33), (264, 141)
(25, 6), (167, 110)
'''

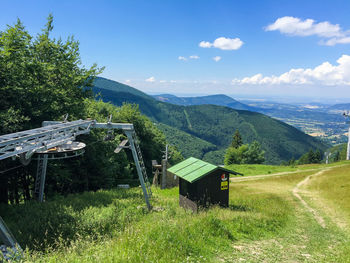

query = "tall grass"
(3, 163), (349, 262)
(1, 184), (292, 262)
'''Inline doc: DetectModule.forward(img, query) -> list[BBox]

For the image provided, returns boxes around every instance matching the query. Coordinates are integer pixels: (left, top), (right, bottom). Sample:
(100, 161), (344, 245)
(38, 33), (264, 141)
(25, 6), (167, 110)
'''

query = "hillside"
(156, 94), (348, 145)
(93, 77), (152, 100)
(5, 162), (350, 262)
(153, 93), (254, 111)
(93, 77), (327, 164)
(156, 123), (217, 159)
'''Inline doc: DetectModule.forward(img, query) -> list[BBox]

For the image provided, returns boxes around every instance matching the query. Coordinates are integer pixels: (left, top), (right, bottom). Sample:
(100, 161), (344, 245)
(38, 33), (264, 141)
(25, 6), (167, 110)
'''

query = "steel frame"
(0, 119), (152, 253)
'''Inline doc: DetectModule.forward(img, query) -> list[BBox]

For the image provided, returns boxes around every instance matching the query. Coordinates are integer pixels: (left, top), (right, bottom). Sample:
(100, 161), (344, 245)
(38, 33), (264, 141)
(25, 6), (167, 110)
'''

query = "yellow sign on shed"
(221, 181), (228, 190)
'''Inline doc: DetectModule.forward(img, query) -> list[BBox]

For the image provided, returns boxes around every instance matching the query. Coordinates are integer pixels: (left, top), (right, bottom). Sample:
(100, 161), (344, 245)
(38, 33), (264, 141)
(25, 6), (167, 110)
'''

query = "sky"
(1, 0), (350, 101)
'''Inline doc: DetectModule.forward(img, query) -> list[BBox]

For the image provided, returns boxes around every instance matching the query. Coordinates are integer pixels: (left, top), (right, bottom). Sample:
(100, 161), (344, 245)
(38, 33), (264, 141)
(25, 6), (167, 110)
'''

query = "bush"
(224, 141), (265, 165)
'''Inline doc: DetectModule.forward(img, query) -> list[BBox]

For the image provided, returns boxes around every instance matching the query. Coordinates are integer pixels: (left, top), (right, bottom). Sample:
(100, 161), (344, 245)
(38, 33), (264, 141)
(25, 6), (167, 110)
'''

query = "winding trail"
(292, 169), (329, 228)
(230, 167), (321, 182)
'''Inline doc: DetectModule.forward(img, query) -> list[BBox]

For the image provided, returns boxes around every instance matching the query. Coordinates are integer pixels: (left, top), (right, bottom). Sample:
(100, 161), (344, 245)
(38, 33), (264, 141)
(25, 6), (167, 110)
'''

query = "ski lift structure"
(343, 111), (350, 161)
(0, 117), (152, 258)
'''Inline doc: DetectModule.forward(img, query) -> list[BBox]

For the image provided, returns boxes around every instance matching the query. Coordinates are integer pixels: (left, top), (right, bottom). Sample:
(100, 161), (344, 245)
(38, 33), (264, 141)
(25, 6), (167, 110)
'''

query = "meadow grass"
(226, 160), (349, 177)
(1, 183), (292, 262)
(222, 166), (350, 262)
(1, 162), (350, 262)
(304, 162), (350, 231)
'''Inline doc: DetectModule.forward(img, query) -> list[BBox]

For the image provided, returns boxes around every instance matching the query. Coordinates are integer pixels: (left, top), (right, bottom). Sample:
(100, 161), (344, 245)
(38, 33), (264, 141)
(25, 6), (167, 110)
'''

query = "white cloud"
(159, 80), (167, 83)
(199, 41), (212, 48)
(323, 36), (350, 46)
(199, 37), (244, 50)
(179, 55), (200, 61)
(232, 54), (350, 86)
(125, 79), (131, 83)
(213, 56), (221, 62)
(265, 16), (350, 46)
(145, 76), (156, 82)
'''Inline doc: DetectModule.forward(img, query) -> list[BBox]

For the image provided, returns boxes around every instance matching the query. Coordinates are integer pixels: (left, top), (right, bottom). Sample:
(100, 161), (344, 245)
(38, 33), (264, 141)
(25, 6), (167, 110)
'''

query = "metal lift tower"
(0, 119), (152, 256)
(344, 112), (350, 161)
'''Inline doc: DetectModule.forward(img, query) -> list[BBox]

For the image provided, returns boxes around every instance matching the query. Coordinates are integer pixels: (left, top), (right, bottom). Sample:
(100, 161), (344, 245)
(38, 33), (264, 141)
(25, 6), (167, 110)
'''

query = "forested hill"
(153, 93), (254, 111)
(93, 77), (327, 164)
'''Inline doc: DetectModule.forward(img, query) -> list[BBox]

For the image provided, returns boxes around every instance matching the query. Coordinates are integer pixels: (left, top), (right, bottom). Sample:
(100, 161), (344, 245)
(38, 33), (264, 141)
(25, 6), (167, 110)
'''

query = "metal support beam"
(344, 112), (350, 161)
(0, 216), (21, 259)
(34, 154), (48, 202)
(125, 131), (151, 211)
(0, 119), (153, 253)
(0, 217), (17, 248)
(347, 125), (350, 161)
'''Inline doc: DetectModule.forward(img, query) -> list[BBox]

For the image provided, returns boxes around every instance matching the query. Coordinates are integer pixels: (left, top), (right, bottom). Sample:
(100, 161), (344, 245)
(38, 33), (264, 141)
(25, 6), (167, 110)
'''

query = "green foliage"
(225, 144), (249, 165)
(0, 16), (103, 132)
(298, 149), (323, 165)
(225, 141), (265, 165)
(327, 143), (347, 162)
(156, 123), (216, 159)
(231, 129), (243, 148)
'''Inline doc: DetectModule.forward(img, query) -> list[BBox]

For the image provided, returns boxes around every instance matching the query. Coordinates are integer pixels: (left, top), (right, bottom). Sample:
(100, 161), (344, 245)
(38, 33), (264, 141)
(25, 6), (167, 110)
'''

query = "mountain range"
(154, 93), (349, 145)
(92, 77), (327, 164)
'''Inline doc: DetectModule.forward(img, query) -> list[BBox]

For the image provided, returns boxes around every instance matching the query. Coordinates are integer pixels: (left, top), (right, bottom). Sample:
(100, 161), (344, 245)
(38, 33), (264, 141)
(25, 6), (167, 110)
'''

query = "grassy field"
(304, 164), (350, 231)
(226, 161), (349, 177)
(1, 162), (350, 262)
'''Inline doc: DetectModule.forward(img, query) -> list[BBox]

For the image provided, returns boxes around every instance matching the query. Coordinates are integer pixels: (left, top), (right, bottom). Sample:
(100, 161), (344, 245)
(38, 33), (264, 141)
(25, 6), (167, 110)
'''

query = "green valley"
(93, 77), (327, 164)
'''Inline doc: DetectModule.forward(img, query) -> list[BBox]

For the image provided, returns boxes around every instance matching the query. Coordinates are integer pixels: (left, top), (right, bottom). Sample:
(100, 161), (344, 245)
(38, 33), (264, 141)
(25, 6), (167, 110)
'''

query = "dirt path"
(292, 169), (330, 228)
(222, 165), (350, 262)
(231, 167), (331, 228)
(230, 167), (321, 182)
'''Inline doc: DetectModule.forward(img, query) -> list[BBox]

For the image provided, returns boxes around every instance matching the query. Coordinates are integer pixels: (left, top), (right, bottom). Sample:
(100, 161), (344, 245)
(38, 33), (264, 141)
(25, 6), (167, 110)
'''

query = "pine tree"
(231, 129), (243, 149)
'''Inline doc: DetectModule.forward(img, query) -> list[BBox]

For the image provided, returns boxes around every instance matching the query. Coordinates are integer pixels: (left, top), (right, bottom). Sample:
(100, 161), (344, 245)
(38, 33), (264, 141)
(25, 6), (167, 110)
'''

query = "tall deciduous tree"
(0, 15), (103, 203)
(0, 15), (103, 134)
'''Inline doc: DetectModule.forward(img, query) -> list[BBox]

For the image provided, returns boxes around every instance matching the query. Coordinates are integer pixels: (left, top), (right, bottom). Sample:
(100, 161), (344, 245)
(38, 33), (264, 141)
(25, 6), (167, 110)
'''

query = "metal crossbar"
(0, 120), (92, 160)
(0, 119), (153, 254)
(0, 119), (151, 208)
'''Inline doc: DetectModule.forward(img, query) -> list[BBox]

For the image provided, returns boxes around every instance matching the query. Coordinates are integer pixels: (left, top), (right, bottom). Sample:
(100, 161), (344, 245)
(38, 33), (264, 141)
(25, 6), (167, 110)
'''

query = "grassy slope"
(92, 79), (327, 164)
(2, 162), (350, 262)
(226, 161), (349, 177)
(305, 164), (350, 231)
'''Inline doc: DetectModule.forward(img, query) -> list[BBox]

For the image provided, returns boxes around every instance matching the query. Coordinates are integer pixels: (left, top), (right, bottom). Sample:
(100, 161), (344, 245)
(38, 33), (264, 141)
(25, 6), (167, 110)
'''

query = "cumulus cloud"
(199, 41), (212, 48)
(213, 56), (221, 62)
(145, 76), (156, 82)
(265, 16), (350, 46)
(199, 37), (244, 50)
(231, 54), (350, 86)
(125, 79), (131, 83)
(178, 56), (187, 61)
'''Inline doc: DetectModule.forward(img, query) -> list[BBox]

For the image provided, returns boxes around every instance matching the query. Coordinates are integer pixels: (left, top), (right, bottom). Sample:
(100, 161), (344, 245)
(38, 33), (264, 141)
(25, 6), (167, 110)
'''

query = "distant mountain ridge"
(92, 77), (327, 164)
(153, 94), (254, 111)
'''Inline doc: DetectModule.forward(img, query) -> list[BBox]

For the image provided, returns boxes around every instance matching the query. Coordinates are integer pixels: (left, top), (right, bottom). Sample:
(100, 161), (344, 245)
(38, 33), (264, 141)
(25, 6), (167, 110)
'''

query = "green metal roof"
(167, 157), (239, 183)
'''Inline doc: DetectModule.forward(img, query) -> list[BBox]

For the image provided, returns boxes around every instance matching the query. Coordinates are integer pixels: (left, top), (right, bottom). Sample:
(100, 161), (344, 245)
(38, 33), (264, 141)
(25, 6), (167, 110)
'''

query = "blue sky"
(1, 0), (350, 100)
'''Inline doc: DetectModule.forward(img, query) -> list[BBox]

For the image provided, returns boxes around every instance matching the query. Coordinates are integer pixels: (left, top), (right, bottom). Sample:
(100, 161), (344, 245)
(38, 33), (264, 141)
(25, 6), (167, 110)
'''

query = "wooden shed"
(167, 157), (241, 212)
